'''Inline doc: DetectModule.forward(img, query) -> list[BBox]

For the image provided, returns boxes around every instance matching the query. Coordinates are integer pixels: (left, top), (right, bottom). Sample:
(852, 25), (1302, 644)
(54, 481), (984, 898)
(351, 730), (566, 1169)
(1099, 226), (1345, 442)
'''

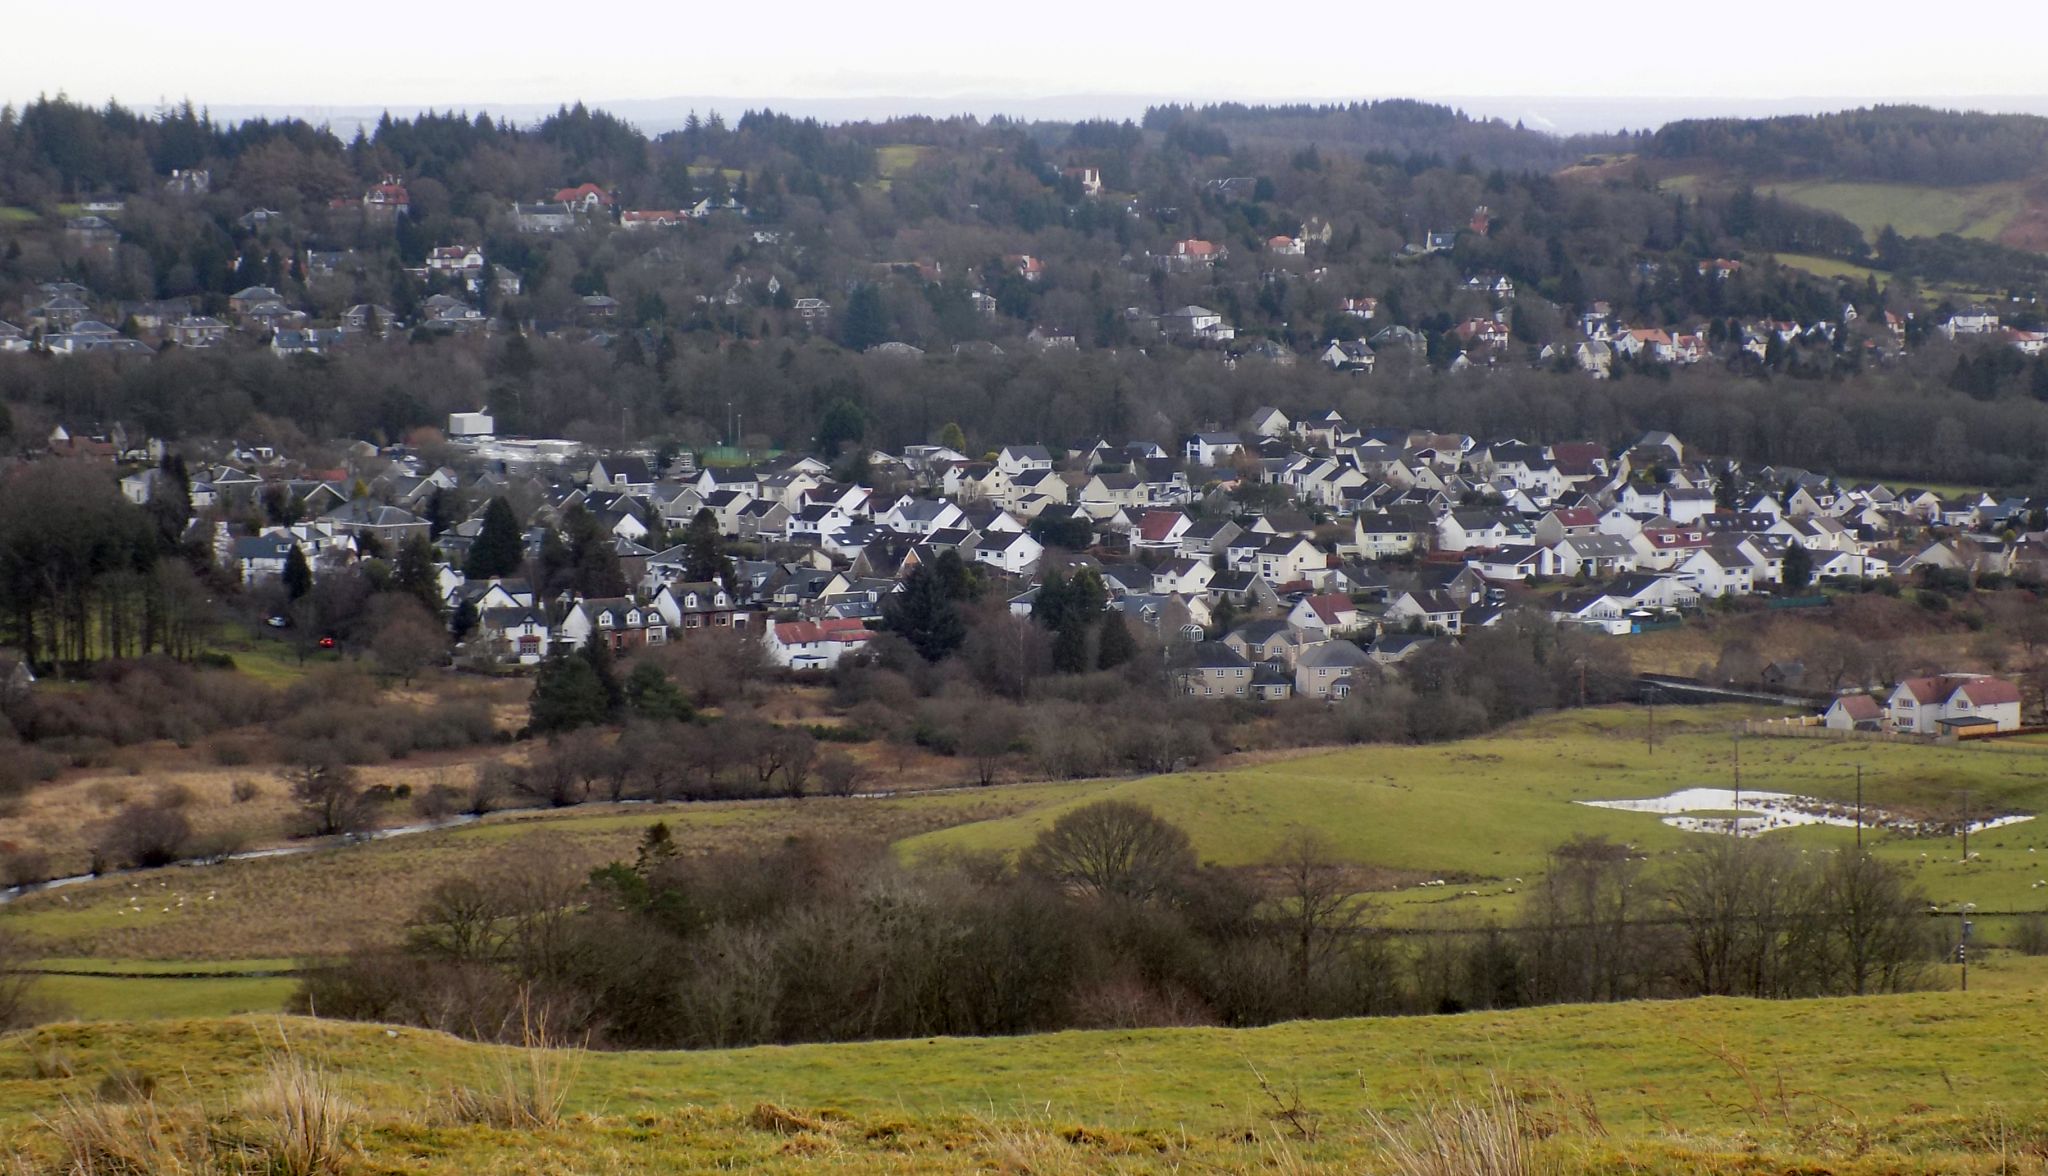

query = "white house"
(767, 619), (874, 671)
(1885, 675), (2022, 734)
(973, 529), (1044, 574)
(1184, 432), (1245, 467)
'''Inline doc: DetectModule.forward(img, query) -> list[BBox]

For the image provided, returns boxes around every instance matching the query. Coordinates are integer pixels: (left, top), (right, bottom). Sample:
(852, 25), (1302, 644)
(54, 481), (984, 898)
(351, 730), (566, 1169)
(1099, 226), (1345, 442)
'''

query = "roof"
(1829, 695), (1882, 720)
(1136, 511), (1188, 542)
(775, 619), (872, 645)
(1955, 677), (2022, 705)
(1182, 642), (1250, 669)
(1300, 593), (1354, 625)
(1297, 641), (1372, 669)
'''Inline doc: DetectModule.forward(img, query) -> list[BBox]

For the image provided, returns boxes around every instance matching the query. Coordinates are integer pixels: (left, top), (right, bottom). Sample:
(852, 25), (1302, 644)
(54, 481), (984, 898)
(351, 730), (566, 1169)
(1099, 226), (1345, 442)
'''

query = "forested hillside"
(4, 98), (2048, 484)
(1649, 105), (2048, 184)
(1140, 99), (1630, 171)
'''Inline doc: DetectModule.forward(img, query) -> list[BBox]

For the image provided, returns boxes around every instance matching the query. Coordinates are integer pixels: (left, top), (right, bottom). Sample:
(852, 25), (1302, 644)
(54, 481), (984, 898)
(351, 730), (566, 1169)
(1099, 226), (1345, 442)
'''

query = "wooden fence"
(1740, 717), (1935, 744)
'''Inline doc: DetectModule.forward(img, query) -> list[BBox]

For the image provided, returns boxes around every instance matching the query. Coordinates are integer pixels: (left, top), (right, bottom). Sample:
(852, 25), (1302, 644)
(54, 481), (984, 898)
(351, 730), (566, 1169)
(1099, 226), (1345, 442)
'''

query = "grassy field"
(1773, 252), (1997, 305)
(6, 990), (2048, 1172)
(1775, 251), (1888, 283)
(864, 144), (934, 193)
(0, 786), (1097, 961)
(0, 207), (37, 225)
(1763, 180), (2026, 241)
(17, 704), (2048, 1015)
(28, 974), (295, 1021)
(902, 705), (2048, 921)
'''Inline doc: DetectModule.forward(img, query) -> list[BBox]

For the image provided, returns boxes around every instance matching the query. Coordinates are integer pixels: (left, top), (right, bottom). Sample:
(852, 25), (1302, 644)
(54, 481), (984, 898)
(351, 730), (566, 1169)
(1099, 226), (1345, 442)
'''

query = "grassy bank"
(5, 990), (2048, 1172)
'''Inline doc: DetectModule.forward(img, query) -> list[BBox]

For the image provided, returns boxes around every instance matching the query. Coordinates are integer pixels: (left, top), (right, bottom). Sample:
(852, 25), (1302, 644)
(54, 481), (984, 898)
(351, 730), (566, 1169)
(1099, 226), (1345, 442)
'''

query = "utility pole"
(1854, 764), (1864, 852)
(1960, 789), (1972, 862)
(1731, 732), (1742, 835)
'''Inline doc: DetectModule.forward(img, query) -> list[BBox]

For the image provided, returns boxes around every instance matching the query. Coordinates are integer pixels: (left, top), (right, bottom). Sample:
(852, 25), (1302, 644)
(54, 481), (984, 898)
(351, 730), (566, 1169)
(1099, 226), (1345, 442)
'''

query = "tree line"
(295, 803), (1939, 1049)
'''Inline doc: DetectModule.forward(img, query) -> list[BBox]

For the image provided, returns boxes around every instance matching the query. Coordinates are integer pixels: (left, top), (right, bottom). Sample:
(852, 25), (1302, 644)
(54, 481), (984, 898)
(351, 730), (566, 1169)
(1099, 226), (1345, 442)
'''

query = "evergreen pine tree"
(581, 633), (626, 717)
(529, 651), (610, 733)
(282, 543), (313, 600)
(1097, 611), (1138, 669)
(1033, 568), (1071, 633)
(450, 596), (479, 641)
(1783, 541), (1814, 590)
(394, 533), (444, 615)
(466, 497), (524, 579)
(634, 821), (678, 875)
(1051, 618), (1090, 674)
(841, 283), (888, 351)
(885, 561), (968, 662)
(626, 660), (693, 722)
(682, 507), (734, 588)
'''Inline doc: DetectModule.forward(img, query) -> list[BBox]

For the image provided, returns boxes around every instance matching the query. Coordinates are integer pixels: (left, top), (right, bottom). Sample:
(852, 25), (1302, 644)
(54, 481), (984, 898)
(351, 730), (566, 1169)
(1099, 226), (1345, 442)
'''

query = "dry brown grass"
(435, 1001), (582, 1129)
(0, 751), (519, 880)
(37, 1092), (220, 1176)
(239, 1052), (357, 1176)
(30, 1041), (356, 1176)
(1366, 1077), (1556, 1176)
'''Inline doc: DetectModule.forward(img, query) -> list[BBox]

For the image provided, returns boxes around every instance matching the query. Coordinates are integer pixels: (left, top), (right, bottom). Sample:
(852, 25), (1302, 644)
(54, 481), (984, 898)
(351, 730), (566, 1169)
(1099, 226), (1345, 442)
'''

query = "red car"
(318, 636), (336, 649)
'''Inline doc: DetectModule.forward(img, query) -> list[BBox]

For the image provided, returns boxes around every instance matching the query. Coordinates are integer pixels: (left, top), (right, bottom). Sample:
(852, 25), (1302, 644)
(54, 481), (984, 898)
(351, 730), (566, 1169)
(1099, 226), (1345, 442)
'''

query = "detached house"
(1294, 640), (1372, 700)
(1178, 642), (1253, 698)
(974, 530), (1044, 575)
(768, 618), (874, 671)
(1185, 432), (1245, 467)
(477, 608), (553, 664)
(559, 598), (671, 652)
(1885, 674), (2022, 734)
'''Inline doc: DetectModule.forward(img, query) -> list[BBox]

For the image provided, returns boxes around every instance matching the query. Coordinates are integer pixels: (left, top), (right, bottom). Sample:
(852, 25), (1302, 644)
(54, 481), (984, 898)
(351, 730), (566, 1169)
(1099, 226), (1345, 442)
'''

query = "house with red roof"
(1157, 239), (1226, 271)
(1132, 510), (1193, 553)
(362, 177), (410, 215)
(768, 618), (873, 671)
(1823, 694), (1883, 732)
(1884, 674), (2022, 734)
(552, 183), (614, 210)
(1286, 593), (1360, 638)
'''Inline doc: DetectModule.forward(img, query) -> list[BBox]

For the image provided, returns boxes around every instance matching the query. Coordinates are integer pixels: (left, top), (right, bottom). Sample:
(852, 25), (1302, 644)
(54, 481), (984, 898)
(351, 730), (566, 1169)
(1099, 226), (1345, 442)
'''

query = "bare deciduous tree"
(1264, 828), (1368, 994)
(1020, 800), (1196, 903)
(816, 750), (865, 797)
(282, 754), (374, 837)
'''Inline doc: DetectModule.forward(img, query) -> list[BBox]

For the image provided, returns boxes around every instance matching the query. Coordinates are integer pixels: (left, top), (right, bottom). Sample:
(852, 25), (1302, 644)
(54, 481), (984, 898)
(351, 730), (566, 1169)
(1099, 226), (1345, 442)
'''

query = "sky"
(6, 0), (2047, 130)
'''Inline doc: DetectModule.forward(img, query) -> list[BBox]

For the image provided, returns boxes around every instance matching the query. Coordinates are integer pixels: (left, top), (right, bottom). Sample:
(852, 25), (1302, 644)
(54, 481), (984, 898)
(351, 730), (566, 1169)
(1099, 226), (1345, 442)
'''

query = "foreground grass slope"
(6, 990), (2048, 1173)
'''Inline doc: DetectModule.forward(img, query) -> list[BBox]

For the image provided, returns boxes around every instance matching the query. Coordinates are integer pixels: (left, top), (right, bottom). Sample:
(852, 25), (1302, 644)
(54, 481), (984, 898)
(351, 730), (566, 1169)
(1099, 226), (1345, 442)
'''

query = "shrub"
(2012, 914), (2048, 956)
(2, 847), (52, 887)
(93, 800), (194, 869)
(210, 736), (255, 766)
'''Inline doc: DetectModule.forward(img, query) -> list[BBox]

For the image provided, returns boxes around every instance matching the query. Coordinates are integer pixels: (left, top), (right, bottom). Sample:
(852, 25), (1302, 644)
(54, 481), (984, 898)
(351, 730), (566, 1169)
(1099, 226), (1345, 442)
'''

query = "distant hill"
(1647, 105), (2048, 185)
(1142, 99), (1630, 172)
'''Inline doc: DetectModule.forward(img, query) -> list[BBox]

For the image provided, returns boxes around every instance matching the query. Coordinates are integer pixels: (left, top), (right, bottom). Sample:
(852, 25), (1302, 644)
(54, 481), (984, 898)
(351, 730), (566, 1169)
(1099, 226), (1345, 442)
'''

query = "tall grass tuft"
(38, 1093), (213, 1176)
(437, 997), (583, 1129)
(1367, 1076), (1554, 1176)
(241, 1053), (356, 1176)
